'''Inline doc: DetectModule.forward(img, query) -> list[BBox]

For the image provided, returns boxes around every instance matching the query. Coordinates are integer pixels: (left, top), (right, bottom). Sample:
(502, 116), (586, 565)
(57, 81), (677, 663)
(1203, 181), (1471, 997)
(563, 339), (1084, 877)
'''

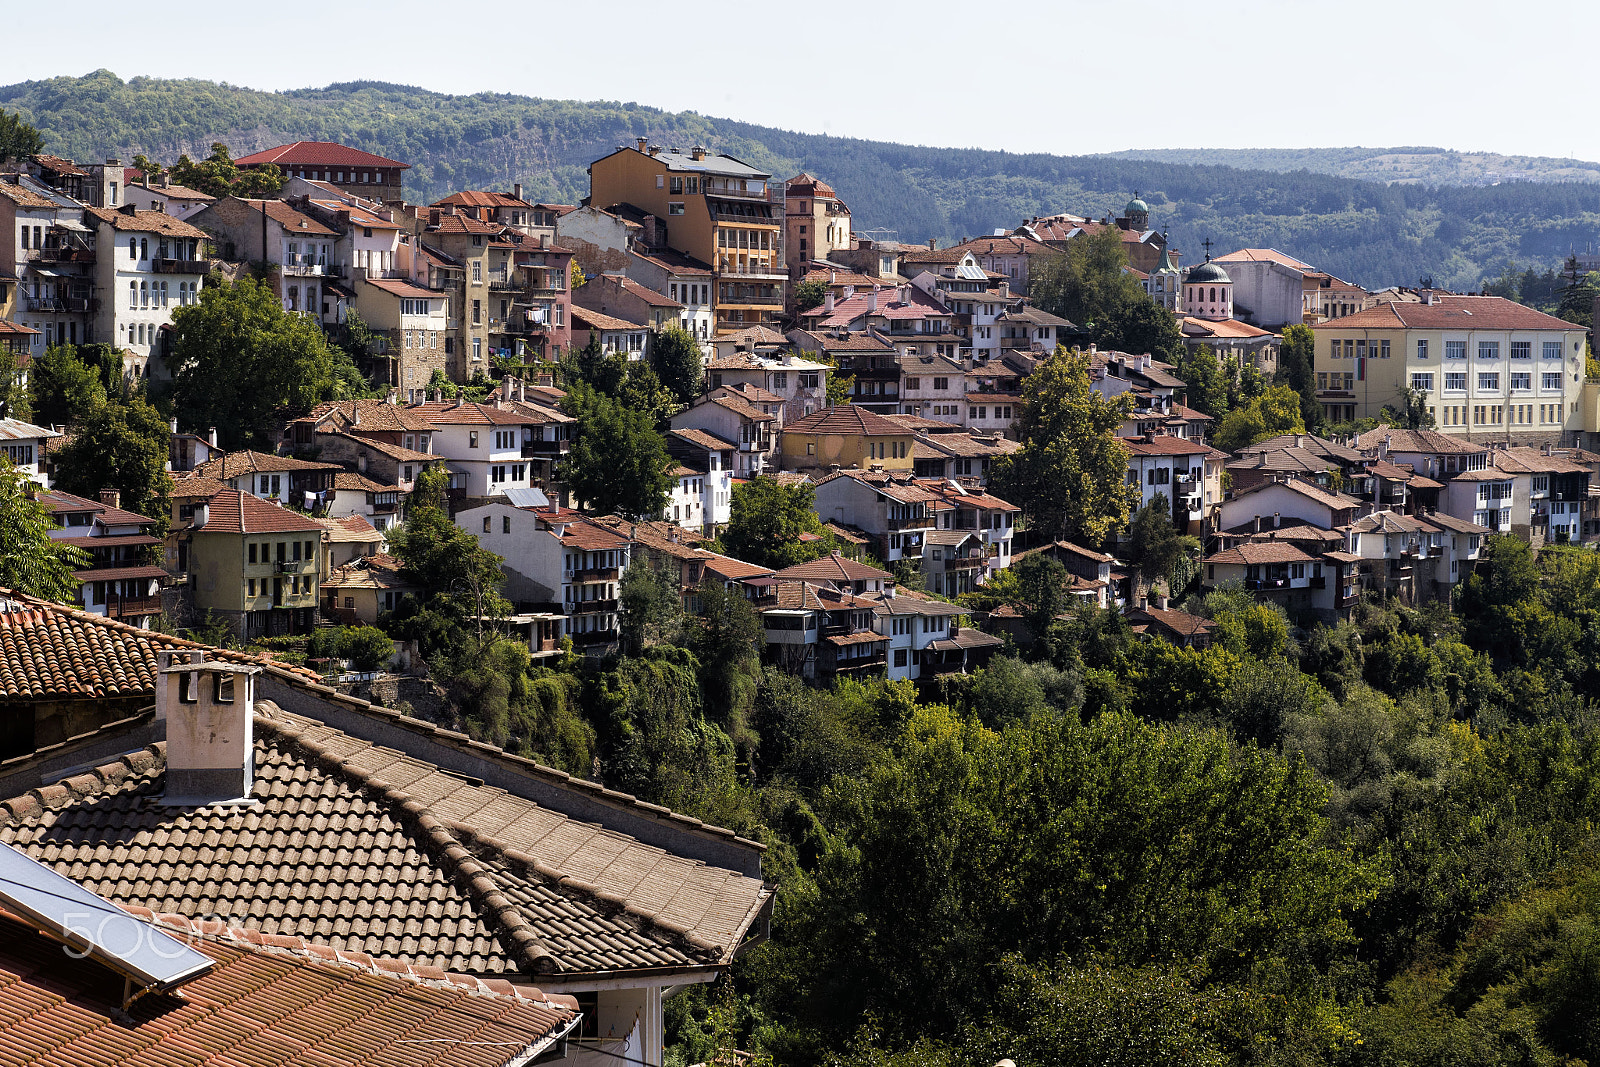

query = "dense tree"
(51, 394), (174, 537)
(649, 324), (705, 408)
(991, 347), (1136, 545)
(1211, 384), (1307, 453)
(0, 462), (87, 602)
(719, 476), (835, 570)
(793, 279), (827, 312)
(560, 384), (673, 518)
(1032, 228), (1178, 357)
(27, 345), (106, 426)
(1006, 553), (1069, 649)
(1277, 324), (1321, 431)
(1124, 493), (1181, 591)
(168, 143), (285, 199)
(1176, 345), (1228, 418)
(619, 556), (684, 655)
(0, 110), (43, 164)
(168, 277), (361, 448)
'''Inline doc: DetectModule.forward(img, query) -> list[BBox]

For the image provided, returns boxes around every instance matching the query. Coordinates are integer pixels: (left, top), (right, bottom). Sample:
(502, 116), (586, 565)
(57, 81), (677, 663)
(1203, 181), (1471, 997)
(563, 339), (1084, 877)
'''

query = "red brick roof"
(1122, 435), (1226, 459)
(773, 552), (892, 583)
(782, 405), (910, 436)
(434, 189), (532, 209)
(1314, 295), (1581, 332)
(194, 450), (340, 479)
(84, 206), (208, 239)
(195, 491), (327, 535)
(234, 142), (409, 169)
(0, 910), (578, 1067)
(407, 400), (535, 426)
(1205, 542), (1316, 565)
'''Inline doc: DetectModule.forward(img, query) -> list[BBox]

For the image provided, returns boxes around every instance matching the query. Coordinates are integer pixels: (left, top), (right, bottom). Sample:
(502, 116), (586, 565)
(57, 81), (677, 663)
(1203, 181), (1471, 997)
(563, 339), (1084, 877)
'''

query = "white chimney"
(157, 650), (261, 805)
(824, 290), (835, 313)
(208, 427), (218, 448)
(192, 502), (209, 528)
(868, 287), (879, 313)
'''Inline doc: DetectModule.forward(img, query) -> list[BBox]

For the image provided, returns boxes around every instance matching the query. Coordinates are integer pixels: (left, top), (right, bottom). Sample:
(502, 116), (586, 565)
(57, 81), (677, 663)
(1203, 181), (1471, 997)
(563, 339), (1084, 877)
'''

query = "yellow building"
(1313, 295), (1586, 444)
(780, 406), (915, 472)
(181, 490), (327, 639)
(588, 140), (783, 333)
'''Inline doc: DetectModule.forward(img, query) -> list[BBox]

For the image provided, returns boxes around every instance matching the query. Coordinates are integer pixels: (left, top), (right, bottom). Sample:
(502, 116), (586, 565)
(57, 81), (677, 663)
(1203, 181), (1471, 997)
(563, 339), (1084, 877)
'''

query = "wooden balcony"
(571, 567), (620, 583)
(569, 597), (619, 615)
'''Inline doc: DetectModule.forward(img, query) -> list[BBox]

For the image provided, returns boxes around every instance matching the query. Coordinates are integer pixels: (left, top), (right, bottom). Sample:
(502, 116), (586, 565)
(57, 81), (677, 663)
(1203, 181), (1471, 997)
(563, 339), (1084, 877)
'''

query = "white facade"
(0, 419), (61, 486)
(91, 212), (208, 379)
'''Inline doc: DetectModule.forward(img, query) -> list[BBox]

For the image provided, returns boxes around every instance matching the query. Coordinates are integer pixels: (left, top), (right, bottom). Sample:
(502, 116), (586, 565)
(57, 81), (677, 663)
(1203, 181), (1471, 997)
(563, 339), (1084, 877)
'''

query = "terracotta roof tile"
(194, 491), (328, 535)
(234, 142), (409, 169)
(84, 206), (208, 239)
(772, 552), (891, 583)
(0, 911), (577, 1067)
(1315, 295), (1582, 332)
(782, 405), (909, 436)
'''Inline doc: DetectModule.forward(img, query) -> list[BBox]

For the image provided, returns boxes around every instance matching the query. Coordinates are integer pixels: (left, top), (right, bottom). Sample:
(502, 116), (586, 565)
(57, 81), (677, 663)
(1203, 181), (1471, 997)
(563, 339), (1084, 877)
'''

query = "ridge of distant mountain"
(1102, 147), (1600, 187)
(6, 71), (1600, 292)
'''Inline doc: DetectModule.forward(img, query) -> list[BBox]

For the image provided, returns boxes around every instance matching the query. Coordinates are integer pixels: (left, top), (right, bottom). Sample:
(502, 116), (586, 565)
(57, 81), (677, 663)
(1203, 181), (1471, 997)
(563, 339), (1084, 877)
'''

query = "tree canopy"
(718, 476), (836, 570)
(560, 384), (673, 519)
(992, 347), (1136, 545)
(167, 143), (285, 199)
(0, 110), (43, 164)
(0, 463), (87, 602)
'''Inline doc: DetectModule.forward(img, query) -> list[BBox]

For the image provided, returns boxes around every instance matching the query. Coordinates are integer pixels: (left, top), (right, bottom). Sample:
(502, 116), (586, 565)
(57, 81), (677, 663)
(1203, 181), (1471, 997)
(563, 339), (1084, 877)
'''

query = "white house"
(0, 418), (61, 486)
(407, 398), (540, 497)
(88, 205), (210, 379)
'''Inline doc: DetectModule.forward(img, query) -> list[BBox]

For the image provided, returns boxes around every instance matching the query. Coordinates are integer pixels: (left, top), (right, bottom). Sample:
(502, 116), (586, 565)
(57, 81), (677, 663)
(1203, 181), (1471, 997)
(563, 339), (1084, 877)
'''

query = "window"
(483, 517), (491, 532)
(1446, 341), (1466, 359)
(905, 377), (920, 391)
(472, 299), (481, 324)
(1411, 373), (1434, 392)
(249, 543), (257, 564)
(1512, 341), (1532, 359)
(1478, 341), (1499, 360)
(1544, 341), (1563, 360)
(1478, 372), (1499, 390)
(1511, 372), (1531, 390)
(1416, 339), (1429, 360)
(668, 203), (685, 215)
(773, 372), (787, 389)
(1544, 372), (1563, 389)
(473, 337), (482, 360)
(1380, 340), (1390, 358)
(1444, 371), (1466, 391)
(800, 371), (819, 388)
(669, 176), (683, 194)
(933, 377), (948, 390)
(470, 430), (479, 448)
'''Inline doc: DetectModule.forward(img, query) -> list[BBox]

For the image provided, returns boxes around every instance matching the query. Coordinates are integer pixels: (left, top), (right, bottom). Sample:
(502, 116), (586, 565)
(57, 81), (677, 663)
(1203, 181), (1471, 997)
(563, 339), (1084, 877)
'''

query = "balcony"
(829, 651), (887, 673)
(36, 246), (95, 264)
(1245, 577), (1291, 591)
(569, 597), (619, 615)
(151, 257), (213, 274)
(522, 439), (567, 456)
(282, 262), (327, 277)
(571, 567), (620, 583)
(1309, 576), (1327, 589)
(273, 560), (309, 573)
(569, 627), (619, 646)
(106, 596), (163, 619)
(941, 556), (987, 571)
(489, 276), (517, 291)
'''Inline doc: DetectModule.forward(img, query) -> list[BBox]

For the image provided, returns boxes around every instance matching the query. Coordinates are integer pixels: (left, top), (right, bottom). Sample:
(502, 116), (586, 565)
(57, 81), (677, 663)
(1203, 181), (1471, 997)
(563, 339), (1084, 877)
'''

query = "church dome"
(1186, 259), (1231, 285)
(1125, 195), (1149, 215)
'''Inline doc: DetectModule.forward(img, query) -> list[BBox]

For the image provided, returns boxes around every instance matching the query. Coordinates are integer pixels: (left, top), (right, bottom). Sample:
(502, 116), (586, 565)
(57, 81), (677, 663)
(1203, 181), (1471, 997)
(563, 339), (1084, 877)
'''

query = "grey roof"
(0, 418), (62, 442)
(504, 486), (552, 509)
(650, 150), (770, 180)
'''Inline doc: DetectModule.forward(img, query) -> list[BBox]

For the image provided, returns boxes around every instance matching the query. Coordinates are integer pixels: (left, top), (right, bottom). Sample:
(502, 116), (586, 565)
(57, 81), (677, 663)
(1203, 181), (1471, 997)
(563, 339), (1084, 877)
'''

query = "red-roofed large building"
(779, 405), (917, 473)
(1314, 295), (1588, 443)
(235, 141), (410, 202)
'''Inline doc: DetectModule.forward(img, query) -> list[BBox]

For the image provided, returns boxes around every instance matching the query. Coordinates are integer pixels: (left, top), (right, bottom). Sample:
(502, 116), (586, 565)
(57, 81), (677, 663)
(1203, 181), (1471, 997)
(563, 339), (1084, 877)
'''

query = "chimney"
(207, 427), (218, 449)
(868, 287), (879, 313)
(351, 407), (360, 425)
(824, 290), (835, 313)
(691, 145), (706, 161)
(454, 393), (466, 409)
(169, 416), (178, 434)
(1253, 515), (1262, 533)
(540, 234), (549, 249)
(157, 650), (260, 805)
(502, 376), (515, 401)
(636, 137), (648, 152)
(98, 487), (120, 510)
(927, 239), (936, 250)
(513, 182), (522, 201)
(1137, 594), (1148, 610)
(1274, 512), (1281, 528)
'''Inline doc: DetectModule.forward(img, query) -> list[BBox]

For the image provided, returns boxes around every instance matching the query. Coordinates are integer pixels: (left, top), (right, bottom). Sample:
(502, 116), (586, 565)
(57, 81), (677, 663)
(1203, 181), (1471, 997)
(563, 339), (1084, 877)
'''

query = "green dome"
(1125, 195), (1149, 215)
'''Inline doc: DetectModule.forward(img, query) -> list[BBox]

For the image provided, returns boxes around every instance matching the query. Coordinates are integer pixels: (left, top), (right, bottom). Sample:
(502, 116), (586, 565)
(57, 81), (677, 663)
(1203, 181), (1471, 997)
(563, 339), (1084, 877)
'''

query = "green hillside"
(6, 71), (1600, 291)
(1105, 146), (1600, 186)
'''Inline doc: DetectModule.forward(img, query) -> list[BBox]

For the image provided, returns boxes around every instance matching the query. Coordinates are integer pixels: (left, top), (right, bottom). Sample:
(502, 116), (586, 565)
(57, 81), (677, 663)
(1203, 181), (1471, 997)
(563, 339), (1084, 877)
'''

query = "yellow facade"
(588, 145), (783, 333)
(1314, 320), (1585, 441)
(189, 530), (323, 617)
(780, 429), (915, 471)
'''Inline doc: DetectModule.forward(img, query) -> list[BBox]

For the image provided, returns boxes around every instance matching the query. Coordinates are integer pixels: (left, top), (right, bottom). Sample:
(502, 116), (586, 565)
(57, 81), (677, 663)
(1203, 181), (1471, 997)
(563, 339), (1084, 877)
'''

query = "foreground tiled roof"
(0, 911), (577, 1067)
(0, 595), (311, 700)
(0, 703), (771, 977)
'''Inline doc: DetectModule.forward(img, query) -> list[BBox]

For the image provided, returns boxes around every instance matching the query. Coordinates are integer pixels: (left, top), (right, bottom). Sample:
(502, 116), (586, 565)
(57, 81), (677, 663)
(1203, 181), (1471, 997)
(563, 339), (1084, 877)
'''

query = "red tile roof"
(773, 552), (892, 583)
(782, 405), (910, 436)
(84, 206), (208, 239)
(234, 142), (409, 169)
(194, 450), (340, 480)
(1205, 542), (1316, 565)
(0, 910), (578, 1067)
(195, 491), (327, 535)
(407, 400), (542, 427)
(1315, 295), (1581, 332)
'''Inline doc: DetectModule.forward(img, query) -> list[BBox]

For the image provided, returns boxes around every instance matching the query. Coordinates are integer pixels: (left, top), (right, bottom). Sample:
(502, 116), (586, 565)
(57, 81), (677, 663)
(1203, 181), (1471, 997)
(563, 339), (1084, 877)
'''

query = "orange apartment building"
(587, 140), (783, 334)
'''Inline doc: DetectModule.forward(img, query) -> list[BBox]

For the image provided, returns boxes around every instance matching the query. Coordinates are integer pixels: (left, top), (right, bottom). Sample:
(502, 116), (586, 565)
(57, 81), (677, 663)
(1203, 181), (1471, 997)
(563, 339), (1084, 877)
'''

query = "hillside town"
(6, 127), (1600, 1067)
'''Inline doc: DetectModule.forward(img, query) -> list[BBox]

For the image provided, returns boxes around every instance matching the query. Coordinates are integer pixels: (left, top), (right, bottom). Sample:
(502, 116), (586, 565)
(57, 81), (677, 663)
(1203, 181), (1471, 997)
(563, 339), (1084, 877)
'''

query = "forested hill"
(1104, 146), (1600, 187)
(7, 70), (1600, 290)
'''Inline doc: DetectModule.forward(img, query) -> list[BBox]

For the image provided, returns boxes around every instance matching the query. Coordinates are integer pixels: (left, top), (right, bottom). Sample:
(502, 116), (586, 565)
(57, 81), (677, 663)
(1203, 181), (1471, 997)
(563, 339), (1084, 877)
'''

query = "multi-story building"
(41, 488), (165, 627)
(407, 398), (546, 498)
(189, 197), (338, 317)
(571, 307), (650, 359)
(1122, 434), (1228, 536)
(629, 248), (716, 342)
(192, 450), (341, 504)
(782, 173), (851, 278)
(908, 430), (1020, 483)
(235, 142), (410, 203)
(785, 329), (899, 410)
(703, 349), (829, 419)
(780, 405), (916, 474)
(87, 205), (211, 379)
(666, 428), (737, 530)
(812, 470), (949, 567)
(919, 480), (1020, 583)
(456, 501), (631, 647)
(901, 235), (1056, 297)
(572, 272), (683, 333)
(0, 417), (60, 485)
(1314, 295), (1587, 443)
(1, 176), (96, 355)
(898, 353), (967, 422)
(757, 579), (887, 681)
(179, 489), (327, 638)
(871, 591), (1001, 681)
(670, 391), (778, 478)
(122, 172), (215, 220)
(587, 141), (784, 333)
(353, 275), (452, 395)
(1212, 248), (1315, 328)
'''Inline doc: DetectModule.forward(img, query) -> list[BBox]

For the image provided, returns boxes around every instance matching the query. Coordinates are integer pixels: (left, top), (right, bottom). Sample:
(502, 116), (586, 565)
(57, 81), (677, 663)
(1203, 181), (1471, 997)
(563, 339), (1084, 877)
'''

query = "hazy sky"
(11, 1), (1600, 161)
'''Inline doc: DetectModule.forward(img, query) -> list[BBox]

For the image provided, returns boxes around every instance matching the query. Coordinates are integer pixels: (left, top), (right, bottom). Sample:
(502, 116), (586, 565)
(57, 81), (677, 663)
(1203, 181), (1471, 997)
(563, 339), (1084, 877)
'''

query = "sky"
(11, 0), (1600, 162)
